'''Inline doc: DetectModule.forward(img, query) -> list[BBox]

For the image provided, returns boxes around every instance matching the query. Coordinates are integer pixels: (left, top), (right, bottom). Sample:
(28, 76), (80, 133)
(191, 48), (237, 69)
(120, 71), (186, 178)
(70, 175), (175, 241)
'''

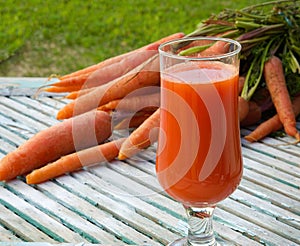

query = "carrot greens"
(188, 0), (300, 100)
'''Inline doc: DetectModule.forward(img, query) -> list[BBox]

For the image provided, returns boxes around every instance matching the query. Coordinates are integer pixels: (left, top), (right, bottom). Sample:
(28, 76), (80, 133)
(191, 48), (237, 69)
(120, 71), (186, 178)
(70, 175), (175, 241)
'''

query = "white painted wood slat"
(0, 203), (56, 243)
(0, 223), (23, 242)
(241, 146), (300, 177)
(0, 104), (47, 133)
(0, 124), (27, 146)
(241, 137), (300, 166)
(35, 96), (67, 110)
(36, 180), (162, 246)
(11, 96), (59, 119)
(5, 180), (124, 245)
(219, 197), (300, 244)
(54, 174), (179, 245)
(240, 179), (300, 215)
(0, 185), (87, 243)
(0, 96), (58, 127)
(78, 166), (261, 245)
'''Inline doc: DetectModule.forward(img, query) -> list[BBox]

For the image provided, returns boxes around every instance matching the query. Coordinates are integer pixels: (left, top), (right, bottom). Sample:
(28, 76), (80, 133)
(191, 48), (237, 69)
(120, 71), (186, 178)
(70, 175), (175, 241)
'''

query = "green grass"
(0, 0), (265, 77)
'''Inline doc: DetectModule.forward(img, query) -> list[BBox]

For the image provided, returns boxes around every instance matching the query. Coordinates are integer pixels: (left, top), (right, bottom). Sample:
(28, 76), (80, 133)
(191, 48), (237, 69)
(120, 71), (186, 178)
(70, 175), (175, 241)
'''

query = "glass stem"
(184, 205), (217, 246)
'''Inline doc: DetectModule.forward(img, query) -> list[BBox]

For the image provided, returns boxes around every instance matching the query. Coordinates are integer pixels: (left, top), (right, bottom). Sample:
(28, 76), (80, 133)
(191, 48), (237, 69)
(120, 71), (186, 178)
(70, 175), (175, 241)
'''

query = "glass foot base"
(168, 237), (236, 246)
(168, 237), (220, 246)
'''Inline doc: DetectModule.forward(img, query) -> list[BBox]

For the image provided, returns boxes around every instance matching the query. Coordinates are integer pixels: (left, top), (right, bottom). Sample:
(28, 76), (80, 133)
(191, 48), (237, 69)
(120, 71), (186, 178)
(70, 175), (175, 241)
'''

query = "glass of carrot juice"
(156, 37), (243, 245)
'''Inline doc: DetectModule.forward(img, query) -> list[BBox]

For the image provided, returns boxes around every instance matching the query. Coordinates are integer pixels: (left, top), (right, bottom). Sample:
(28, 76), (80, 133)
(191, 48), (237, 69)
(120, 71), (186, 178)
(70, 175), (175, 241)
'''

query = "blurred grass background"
(0, 0), (264, 77)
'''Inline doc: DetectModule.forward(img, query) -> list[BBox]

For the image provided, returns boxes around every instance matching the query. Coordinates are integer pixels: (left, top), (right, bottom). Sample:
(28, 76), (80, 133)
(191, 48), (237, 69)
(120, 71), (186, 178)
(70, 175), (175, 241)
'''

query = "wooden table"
(0, 78), (299, 245)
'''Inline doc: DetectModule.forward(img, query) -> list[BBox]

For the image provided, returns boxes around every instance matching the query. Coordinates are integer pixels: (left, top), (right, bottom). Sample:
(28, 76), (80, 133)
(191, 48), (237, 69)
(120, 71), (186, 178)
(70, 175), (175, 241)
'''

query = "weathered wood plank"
(241, 138), (300, 166)
(230, 189), (300, 229)
(35, 96), (69, 110)
(73, 168), (186, 231)
(0, 185), (88, 243)
(112, 153), (299, 237)
(242, 146), (300, 178)
(0, 139), (16, 154)
(123, 155), (157, 175)
(243, 156), (300, 189)
(55, 174), (180, 245)
(214, 206), (298, 246)
(5, 180), (124, 244)
(243, 166), (300, 201)
(0, 104), (47, 133)
(86, 163), (184, 218)
(213, 222), (261, 246)
(106, 158), (166, 191)
(260, 137), (300, 157)
(11, 96), (59, 119)
(0, 114), (33, 140)
(240, 179), (300, 215)
(0, 203), (56, 243)
(0, 125), (27, 147)
(37, 180), (162, 246)
(0, 96), (57, 126)
(77, 166), (261, 245)
(0, 223), (22, 242)
(136, 146), (158, 163)
(51, 97), (71, 105)
(219, 197), (300, 244)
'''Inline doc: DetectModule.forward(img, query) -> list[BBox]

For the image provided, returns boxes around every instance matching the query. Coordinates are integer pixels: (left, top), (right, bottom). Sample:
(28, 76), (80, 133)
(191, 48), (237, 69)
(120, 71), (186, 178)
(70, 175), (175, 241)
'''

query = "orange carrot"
(56, 55), (160, 120)
(238, 96), (249, 122)
(245, 95), (300, 142)
(264, 55), (299, 139)
(26, 138), (125, 184)
(59, 54), (128, 80)
(65, 91), (79, 100)
(118, 108), (160, 160)
(114, 110), (155, 130)
(45, 50), (157, 93)
(44, 85), (84, 93)
(98, 92), (160, 112)
(45, 74), (89, 92)
(82, 50), (157, 89)
(65, 87), (94, 100)
(0, 110), (112, 181)
(200, 40), (230, 56)
(245, 115), (283, 143)
(178, 40), (230, 57)
(66, 82), (160, 101)
(59, 32), (185, 80)
(240, 100), (262, 127)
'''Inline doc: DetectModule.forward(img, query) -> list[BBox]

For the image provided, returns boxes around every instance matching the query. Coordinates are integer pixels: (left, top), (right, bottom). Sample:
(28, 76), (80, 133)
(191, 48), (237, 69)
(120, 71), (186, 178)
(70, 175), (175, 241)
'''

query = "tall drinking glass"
(156, 37), (243, 245)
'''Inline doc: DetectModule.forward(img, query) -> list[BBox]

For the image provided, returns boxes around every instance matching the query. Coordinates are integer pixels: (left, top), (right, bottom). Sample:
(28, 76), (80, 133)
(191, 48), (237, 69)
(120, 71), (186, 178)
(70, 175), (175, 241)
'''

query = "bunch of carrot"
(1, 1), (300, 185)
(0, 32), (183, 184)
(188, 0), (300, 142)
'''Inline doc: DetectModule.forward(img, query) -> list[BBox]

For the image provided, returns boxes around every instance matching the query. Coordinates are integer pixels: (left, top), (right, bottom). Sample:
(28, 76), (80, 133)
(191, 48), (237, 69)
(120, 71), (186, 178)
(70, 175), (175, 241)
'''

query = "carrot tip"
(244, 135), (256, 143)
(56, 112), (64, 120)
(25, 176), (34, 184)
(293, 132), (300, 144)
(65, 93), (78, 100)
(118, 152), (128, 160)
(56, 110), (72, 120)
(25, 171), (39, 184)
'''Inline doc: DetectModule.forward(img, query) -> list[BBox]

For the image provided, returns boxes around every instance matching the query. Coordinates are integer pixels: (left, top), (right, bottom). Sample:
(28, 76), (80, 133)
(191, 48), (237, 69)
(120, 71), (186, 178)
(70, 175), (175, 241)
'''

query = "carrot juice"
(156, 61), (243, 207)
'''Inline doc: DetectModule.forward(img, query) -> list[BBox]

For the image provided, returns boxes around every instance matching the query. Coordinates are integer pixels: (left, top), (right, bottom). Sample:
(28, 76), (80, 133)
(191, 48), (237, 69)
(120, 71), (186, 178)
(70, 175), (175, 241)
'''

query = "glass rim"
(158, 36), (242, 61)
